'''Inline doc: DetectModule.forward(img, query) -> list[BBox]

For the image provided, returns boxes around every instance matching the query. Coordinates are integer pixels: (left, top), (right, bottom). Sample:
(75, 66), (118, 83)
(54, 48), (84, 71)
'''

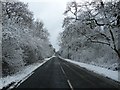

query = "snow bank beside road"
(0, 56), (53, 89)
(60, 57), (119, 82)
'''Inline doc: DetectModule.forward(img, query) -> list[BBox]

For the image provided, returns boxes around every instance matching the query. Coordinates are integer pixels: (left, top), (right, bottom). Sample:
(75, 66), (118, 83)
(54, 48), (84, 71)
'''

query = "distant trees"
(33, 20), (49, 40)
(2, 1), (54, 76)
(59, 0), (119, 69)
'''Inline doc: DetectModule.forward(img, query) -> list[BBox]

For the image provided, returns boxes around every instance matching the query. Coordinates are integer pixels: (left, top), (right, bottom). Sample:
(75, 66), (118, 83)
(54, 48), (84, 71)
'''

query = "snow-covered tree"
(2, 1), (54, 76)
(63, 0), (120, 59)
(59, 0), (119, 70)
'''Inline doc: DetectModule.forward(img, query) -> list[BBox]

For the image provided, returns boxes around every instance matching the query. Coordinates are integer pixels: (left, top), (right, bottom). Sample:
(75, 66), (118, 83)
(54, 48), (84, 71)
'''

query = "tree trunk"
(114, 48), (120, 60)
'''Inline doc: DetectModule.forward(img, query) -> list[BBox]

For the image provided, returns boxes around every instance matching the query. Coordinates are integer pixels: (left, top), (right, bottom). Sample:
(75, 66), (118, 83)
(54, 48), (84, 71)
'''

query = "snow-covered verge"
(0, 56), (54, 89)
(59, 57), (119, 82)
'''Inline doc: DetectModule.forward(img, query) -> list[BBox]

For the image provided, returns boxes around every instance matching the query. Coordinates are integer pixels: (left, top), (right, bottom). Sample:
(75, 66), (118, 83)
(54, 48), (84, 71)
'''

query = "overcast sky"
(19, 0), (89, 51)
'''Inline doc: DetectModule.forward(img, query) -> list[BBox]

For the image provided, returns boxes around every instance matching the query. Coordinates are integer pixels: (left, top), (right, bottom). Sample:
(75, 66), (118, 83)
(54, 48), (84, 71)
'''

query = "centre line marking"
(60, 66), (66, 75)
(60, 64), (74, 90)
(67, 80), (74, 90)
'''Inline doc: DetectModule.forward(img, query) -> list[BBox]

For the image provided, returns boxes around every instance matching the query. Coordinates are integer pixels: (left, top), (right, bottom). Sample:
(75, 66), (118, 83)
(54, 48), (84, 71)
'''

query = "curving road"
(16, 57), (120, 89)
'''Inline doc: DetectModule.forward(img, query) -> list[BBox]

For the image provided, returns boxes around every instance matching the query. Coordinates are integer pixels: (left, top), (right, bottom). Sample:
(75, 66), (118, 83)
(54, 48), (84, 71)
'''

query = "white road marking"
(16, 72), (34, 88)
(67, 80), (74, 90)
(60, 64), (74, 90)
(63, 62), (97, 87)
(8, 72), (34, 90)
(60, 65), (66, 75)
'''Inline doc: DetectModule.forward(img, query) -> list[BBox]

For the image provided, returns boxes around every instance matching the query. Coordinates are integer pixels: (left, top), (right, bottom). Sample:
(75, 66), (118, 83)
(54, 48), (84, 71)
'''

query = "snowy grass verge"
(59, 56), (119, 82)
(0, 56), (54, 89)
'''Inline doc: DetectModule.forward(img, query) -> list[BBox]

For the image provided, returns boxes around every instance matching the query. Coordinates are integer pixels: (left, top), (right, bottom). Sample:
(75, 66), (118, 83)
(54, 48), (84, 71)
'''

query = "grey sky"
(28, 2), (66, 51)
(19, 0), (89, 51)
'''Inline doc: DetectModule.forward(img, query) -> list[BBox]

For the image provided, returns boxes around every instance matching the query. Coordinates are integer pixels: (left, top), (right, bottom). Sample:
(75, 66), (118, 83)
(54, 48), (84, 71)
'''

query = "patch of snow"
(51, 55), (56, 58)
(0, 78), (3, 89)
(44, 55), (56, 61)
(59, 56), (119, 82)
(0, 57), (52, 89)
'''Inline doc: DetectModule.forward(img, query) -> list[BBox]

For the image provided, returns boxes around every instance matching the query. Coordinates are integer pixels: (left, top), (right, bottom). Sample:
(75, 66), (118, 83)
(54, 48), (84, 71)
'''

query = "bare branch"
(90, 40), (110, 46)
(83, 34), (110, 46)
(109, 26), (117, 49)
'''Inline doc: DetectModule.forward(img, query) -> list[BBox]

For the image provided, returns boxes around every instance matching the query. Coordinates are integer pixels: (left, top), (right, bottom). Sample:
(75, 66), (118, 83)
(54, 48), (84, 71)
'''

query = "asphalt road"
(16, 57), (120, 89)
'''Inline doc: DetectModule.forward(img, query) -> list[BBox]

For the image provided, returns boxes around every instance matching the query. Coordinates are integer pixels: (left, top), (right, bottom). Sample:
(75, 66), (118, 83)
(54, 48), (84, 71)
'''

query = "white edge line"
(8, 72), (34, 89)
(16, 72), (34, 88)
(7, 58), (52, 89)
(14, 59), (51, 88)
